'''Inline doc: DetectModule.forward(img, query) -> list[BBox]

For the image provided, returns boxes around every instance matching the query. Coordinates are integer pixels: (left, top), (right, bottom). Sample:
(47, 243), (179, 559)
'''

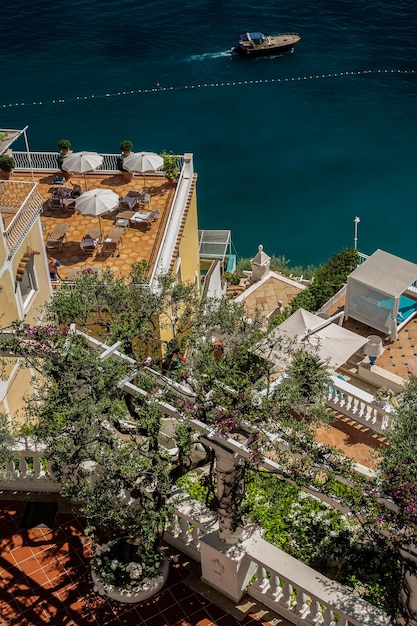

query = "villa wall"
(2, 365), (34, 424)
(0, 215), (51, 422)
(176, 179), (200, 287)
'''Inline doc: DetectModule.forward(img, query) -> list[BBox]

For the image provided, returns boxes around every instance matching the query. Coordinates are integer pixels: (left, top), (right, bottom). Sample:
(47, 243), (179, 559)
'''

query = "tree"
(0, 271), (358, 589)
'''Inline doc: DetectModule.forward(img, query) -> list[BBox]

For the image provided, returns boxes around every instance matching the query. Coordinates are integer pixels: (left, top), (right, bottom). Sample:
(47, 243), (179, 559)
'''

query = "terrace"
(6, 169), (178, 282)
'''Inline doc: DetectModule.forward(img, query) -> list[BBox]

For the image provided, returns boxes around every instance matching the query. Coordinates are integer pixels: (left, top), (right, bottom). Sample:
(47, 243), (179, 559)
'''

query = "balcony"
(0, 180), (44, 258)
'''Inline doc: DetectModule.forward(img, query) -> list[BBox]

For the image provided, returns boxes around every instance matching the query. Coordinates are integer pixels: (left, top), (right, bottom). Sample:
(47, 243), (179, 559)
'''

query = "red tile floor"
(0, 501), (286, 626)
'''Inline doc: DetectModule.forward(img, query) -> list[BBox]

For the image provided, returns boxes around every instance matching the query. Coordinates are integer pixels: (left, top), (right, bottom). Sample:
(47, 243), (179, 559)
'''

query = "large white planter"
(91, 555), (169, 603)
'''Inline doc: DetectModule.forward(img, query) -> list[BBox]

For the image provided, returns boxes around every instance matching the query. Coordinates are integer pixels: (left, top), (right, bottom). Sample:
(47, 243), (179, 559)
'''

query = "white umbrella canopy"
(122, 151), (164, 189)
(75, 188), (119, 237)
(255, 308), (368, 372)
(61, 152), (104, 189)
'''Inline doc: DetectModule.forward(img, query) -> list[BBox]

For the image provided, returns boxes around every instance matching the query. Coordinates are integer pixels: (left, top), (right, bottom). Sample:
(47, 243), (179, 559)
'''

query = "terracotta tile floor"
(0, 501), (286, 626)
(14, 171), (176, 280)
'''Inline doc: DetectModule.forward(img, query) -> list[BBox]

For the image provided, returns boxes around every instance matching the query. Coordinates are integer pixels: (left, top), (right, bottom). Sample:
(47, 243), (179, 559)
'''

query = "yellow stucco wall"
(0, 219), (51, 326)
(177, 184), (200, 286)
(0, 271), (20, 325)
(0, 218), (51, 424)
(12, 222), (52, 324)
(3, 365), (35, 426)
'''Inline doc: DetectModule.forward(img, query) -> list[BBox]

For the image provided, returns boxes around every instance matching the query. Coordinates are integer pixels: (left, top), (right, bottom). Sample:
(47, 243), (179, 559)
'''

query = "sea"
(2, 0), (417, 268)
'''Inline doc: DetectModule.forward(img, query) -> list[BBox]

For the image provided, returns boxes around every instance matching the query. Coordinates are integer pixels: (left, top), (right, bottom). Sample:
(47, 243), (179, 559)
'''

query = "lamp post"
(353, 216), (360, 251)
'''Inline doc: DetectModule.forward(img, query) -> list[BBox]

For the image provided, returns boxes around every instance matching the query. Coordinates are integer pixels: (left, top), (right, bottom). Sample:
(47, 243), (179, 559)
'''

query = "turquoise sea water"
(2, 0), (417, 266)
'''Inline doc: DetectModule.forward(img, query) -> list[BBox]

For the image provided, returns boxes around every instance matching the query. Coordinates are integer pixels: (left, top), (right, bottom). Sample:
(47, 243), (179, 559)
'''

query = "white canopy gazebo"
(345, 249), (417, 340)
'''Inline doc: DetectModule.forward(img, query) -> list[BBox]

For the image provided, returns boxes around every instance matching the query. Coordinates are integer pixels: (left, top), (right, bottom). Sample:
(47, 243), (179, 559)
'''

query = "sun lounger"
(46, 223), (70, 250)
(103, 227), (125, 256)
(129, 210), (160, 230)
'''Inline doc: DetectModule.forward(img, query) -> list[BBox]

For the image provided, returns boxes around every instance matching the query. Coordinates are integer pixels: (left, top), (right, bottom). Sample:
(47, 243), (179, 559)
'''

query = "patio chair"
(80, 236), (98, 256)
(120, 195), (138, 210)
(48, 195), (62, 210)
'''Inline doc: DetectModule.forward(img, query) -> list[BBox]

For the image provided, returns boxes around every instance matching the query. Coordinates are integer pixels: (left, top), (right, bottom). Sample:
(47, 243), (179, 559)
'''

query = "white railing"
(0, 437), (60, 492)
(165, 490), (218, 562)
(12, 151), (184, 175)
(12, 151), (119, 172)
(327, 376), (389, 433)
(2, 181), (44, 258)
(245, 532), (390, 626)
(166, 497), (389, 625)
(0, 443), (390, 625)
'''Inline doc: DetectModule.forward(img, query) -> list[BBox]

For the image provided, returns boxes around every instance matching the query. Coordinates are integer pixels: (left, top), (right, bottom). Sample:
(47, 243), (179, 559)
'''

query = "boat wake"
(186, 50), (233, 62)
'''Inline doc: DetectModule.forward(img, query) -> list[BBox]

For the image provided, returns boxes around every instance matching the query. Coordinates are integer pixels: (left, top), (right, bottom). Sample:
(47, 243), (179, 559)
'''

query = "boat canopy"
(240, 32), (265, 42)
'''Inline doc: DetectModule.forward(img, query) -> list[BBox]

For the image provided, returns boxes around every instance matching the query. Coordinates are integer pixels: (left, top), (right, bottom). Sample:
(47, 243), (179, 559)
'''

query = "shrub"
(120, 140), (133, 153)
(161, 150), (180, 181)
(290, 248), (359, 313)
(0, 155), (16, 172)
(57, 139), (71, 151)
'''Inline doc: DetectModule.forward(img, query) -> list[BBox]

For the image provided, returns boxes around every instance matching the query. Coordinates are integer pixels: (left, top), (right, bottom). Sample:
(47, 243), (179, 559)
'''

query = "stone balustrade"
(245, 531), (390, 625)
(327, 376), (389, 433)
(0, 445), (390, 625)
(0, 437), (60, 492)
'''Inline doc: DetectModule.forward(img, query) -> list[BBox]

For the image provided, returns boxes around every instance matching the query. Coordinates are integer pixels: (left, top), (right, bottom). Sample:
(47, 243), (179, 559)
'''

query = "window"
(18, 256), (38, 307)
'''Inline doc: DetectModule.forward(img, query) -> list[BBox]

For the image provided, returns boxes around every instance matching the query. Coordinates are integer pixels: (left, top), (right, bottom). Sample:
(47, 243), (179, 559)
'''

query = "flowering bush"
(90, 536), (163, 593)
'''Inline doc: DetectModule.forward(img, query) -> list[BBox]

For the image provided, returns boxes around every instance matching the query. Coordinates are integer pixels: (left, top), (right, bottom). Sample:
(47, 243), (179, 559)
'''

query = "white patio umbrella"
(122, 151), (164, 189)
(61, 152), (104, 190)
(75, 188), (119, 238)
(255, 308), (368, 373)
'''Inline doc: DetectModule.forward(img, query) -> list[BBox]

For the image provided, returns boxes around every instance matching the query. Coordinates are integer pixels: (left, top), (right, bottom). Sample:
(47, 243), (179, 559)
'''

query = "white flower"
(126, 561), (143, 580)
(110, 560), (119, 571)
(95, 558), (102, 566)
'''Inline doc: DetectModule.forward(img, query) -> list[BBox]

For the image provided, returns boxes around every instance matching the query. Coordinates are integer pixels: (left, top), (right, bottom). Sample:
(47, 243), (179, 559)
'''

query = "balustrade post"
(215, 448), (244, 544)
(199, 446), (259, 602)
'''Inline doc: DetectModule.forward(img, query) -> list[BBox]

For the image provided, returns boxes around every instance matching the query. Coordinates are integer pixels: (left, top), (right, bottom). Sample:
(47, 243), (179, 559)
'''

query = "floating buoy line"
(1, 68), (415, 109)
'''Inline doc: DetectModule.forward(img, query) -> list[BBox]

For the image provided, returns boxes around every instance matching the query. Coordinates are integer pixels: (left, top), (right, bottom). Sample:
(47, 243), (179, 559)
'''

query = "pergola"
(345, 249), (417, 340)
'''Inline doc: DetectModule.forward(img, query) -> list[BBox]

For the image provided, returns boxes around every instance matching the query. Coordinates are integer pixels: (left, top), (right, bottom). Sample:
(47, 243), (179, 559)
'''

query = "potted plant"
(57, 139), (72, 179)
(373, 386), (394, 408)
(161, 150), (180, 183)
(117, 140), (133, 181)
(0, 155), (16, 180)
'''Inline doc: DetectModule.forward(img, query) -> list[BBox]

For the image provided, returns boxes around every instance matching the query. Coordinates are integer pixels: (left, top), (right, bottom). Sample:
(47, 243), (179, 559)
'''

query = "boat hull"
(234, 33), (301, 57)
(234, 42), (295, 56)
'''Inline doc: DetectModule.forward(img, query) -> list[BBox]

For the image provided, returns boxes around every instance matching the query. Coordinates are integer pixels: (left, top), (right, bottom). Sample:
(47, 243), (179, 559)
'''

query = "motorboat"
(233, 32), (301, 57)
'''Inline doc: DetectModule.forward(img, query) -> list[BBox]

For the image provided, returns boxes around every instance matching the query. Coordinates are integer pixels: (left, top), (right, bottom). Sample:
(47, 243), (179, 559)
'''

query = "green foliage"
(378, 374), (417, 542)
(0, 155), (15, 172)
(91, 537), (163, 591)
(57, 139), (71, 150)
(161, 150), (180, 181)
(235, 255), (318, 281)
(177, 471), (216, 507)
(119, 140), (133, 152)
(180, 469), (395, 613)
(271, 349), (332, 424)
(0, 413), (14, 479)
(290, 248), (359, 313)
(223, 270), (244, 285)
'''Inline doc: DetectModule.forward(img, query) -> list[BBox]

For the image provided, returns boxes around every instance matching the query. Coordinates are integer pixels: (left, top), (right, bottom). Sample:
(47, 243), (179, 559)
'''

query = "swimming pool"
(378, 295), (417, 324)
